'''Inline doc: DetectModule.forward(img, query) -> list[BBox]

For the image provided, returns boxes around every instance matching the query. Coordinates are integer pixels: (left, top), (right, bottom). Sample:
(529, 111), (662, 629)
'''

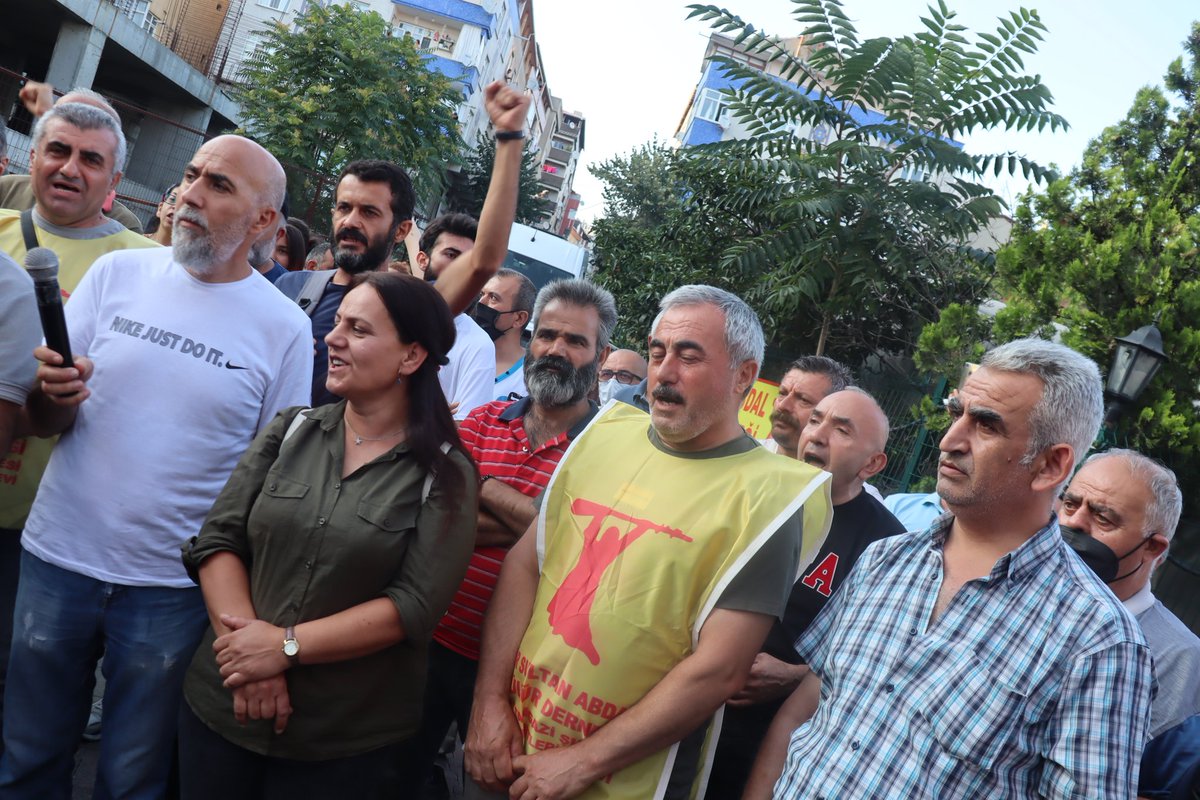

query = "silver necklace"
(344, 415), (405, 446)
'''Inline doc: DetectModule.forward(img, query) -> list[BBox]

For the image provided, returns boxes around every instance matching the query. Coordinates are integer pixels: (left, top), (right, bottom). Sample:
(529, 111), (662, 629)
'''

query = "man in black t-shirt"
(708, 388), (904, 797)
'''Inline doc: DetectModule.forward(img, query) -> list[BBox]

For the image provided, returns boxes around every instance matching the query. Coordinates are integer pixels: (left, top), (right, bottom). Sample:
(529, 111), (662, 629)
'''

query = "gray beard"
(525, 353), (599, 408)
(173, 214), (250, 275)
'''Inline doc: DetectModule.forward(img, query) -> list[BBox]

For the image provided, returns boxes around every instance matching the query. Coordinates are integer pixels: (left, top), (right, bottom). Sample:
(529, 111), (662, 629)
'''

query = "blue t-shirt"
(262, 260), (288, 284)
(274, 271), (350, 406)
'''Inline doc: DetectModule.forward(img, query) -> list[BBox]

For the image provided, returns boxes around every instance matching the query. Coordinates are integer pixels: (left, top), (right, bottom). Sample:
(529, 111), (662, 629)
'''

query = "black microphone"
(25, 247), (74, 369)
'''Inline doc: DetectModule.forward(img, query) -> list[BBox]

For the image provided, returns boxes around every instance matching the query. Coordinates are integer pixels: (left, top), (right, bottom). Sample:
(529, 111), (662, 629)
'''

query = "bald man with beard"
(0, 135), (312, 799)
(707, 388), (905, 797)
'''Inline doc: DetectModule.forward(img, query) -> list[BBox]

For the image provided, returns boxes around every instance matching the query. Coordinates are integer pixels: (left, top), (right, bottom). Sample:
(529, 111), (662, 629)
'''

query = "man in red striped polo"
(401, 278), (618, 792)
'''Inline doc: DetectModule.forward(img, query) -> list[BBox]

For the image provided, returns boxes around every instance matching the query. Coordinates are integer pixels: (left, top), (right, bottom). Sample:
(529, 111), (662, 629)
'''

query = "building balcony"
(391, 0), (494, 35)
(422, 53), (480, 97)
(539, 171), (564, 191)
(546, 145), (571, 166)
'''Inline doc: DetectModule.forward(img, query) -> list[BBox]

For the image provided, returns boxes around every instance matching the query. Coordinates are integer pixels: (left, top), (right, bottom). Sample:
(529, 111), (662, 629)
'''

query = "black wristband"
(495, 130), (525, 141)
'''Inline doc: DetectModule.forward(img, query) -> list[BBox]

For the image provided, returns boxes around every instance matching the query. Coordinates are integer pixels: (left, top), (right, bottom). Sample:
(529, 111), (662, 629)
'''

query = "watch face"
(283, 639), (300, 657)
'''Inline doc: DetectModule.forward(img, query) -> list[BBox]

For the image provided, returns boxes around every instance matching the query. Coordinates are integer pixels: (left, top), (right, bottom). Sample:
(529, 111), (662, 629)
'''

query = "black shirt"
(763, 489), (907, 661)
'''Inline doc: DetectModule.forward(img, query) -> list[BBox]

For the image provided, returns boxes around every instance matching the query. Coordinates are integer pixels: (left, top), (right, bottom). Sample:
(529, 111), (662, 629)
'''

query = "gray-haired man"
(1059, 449), (1199, 799)
(752, 338), (1155, 799)
(464, 285), (832, 799)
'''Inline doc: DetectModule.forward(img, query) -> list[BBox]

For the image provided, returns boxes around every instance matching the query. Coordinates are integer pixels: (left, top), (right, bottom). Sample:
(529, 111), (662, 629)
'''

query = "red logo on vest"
(801, 552), (839, 597)
(546, 498), (692, 665)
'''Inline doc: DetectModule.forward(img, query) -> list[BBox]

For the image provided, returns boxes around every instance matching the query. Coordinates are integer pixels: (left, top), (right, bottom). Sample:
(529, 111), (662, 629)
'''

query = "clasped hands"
(464, 696), (594, 800)
(213, 614), (293, 734)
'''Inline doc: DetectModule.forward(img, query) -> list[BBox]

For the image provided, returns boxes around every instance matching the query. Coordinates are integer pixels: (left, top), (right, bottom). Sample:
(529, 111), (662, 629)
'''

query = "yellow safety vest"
(0, 212), (157, 528)
(510, 402), (831, 799)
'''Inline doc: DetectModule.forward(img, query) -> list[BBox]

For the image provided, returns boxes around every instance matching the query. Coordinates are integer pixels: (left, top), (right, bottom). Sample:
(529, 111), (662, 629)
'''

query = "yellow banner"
(738, 378), (779, 440)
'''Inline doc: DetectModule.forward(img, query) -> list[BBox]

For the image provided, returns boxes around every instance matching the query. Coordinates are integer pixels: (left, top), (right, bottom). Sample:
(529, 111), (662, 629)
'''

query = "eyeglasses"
(599, 369), (642, 385)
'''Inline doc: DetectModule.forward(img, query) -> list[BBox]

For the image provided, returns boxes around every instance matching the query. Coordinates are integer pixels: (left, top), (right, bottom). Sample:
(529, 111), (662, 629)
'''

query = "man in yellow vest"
(0, 99), (156, 738)
(465, 285), (833, 800)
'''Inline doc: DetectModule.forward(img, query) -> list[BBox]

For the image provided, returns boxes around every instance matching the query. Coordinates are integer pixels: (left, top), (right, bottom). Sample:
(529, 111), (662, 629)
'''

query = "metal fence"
(858, 366), (949, 497)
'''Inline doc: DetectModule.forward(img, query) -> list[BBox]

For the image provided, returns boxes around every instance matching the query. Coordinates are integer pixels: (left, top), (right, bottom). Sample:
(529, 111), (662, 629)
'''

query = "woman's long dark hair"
(280, 224), (307, 271)
(357, 272), (472, 488)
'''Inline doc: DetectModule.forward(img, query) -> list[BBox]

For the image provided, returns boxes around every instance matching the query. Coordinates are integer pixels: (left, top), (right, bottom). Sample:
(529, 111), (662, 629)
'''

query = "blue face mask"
(598, 378), (621, 404)
(1060, 525), (1151, 583)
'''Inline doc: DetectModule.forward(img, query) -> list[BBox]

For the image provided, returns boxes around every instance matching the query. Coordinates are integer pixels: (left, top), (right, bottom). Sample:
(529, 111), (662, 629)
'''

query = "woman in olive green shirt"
(179, 273), (478, 798)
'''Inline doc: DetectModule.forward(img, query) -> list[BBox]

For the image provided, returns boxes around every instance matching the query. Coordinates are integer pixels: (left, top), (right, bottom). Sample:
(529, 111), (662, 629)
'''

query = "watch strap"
(283, 625), (300, 666)
(495, 129), (525, 141)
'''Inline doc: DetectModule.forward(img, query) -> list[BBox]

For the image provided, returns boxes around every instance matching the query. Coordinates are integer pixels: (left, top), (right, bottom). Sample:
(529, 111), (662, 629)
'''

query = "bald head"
(800, 388), (890, 504)
(602, 349), (647, 382)
(173, 135), (287, 278)
(201, 135), (286, 212)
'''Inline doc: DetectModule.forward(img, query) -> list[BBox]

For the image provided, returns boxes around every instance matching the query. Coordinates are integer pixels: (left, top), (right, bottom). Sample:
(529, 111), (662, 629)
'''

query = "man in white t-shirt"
(418, 213), (496, 420)
(0, 135), (312, 799)
(474, 268), (536, 401)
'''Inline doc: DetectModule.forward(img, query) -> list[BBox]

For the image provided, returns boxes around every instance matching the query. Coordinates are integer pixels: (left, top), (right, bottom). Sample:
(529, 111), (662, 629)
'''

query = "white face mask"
(598, 378), (621, 404)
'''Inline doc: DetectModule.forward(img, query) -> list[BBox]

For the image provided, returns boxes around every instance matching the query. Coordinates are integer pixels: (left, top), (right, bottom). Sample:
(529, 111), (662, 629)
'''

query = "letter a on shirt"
(801, 552), (840, 597)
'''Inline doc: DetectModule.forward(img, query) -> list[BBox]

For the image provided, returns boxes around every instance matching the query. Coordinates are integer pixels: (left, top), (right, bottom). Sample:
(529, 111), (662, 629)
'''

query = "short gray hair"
(1083, 449), (1183, 544)
(531, 279), (618, 353)
(786, 355), (853, 392)
(980, 338), (1103, 466)
(32, 102), (127, 175)
(652, 285), (765, 381)
(62, 87), (120, 120)
(497, 268), (537, 314)
(306, 241), (331, 262)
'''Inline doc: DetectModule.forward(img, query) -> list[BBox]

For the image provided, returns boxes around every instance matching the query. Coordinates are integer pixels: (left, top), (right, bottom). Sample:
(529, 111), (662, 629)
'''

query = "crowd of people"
(0, 75), (1197, 800)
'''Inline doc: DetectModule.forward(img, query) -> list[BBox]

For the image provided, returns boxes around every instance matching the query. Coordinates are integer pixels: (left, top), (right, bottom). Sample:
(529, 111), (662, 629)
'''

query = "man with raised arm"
(276, 82), (529, 406)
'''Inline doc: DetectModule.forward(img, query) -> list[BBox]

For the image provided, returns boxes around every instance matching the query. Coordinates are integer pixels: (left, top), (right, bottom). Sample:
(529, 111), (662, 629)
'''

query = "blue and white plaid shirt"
(774, 516), (1154, 799)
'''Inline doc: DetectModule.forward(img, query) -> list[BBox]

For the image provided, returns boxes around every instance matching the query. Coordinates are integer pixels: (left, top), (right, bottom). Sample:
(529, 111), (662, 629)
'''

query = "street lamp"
(1104, 319), (1168, 426)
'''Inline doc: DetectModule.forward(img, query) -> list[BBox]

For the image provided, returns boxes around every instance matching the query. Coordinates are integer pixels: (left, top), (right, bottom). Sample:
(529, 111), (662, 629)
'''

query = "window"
(258, 0), (289, 10)
(694, 88), (730, 125)
(114, 0), (162, 34)
(392, 21), (453, 51)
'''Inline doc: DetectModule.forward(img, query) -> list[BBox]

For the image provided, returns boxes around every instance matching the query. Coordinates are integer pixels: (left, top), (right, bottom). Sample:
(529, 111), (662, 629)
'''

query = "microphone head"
(25, 247), (60, 283)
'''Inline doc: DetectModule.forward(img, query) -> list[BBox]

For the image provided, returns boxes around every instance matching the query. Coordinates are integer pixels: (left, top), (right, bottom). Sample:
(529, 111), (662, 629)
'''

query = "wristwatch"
(282, 626), (300, 666)
(495, 129), (525, 141)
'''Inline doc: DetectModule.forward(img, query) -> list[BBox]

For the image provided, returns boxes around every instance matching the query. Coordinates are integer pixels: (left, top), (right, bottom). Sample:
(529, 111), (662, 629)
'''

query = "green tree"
(916, 23), (1200, 507)
(232, 3), (462, 228)
(444, 132), (550, 224)
(663, 0), (1064, 362)
(591, 140), (778, 353)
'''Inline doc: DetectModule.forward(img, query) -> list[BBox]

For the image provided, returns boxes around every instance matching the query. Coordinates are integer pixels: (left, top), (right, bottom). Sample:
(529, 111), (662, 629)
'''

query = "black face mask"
(471, 302), (513, 342)
(1060, 525), (1151, 583)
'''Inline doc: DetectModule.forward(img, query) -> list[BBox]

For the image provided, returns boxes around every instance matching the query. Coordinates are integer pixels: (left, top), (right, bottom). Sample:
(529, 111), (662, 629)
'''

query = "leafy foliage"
(916, 22), (1200, 510)
(232, 4), (462, 228)
(444, 132), (550, 225)
(651, 0), (1065, 360)
(590, 140), (775, 358)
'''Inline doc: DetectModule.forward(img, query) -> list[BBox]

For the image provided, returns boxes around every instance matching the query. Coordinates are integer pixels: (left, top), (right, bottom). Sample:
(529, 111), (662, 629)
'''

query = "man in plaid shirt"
(749, 338), (1155, 799)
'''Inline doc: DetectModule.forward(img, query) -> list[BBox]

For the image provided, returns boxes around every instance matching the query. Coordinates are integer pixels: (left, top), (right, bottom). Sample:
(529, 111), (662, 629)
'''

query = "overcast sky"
(534, 0), (1199, 223)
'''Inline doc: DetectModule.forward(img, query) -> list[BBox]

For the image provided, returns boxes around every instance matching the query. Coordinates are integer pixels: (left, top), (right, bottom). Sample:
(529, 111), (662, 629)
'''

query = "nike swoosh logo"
(225, 362), (249, 370)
